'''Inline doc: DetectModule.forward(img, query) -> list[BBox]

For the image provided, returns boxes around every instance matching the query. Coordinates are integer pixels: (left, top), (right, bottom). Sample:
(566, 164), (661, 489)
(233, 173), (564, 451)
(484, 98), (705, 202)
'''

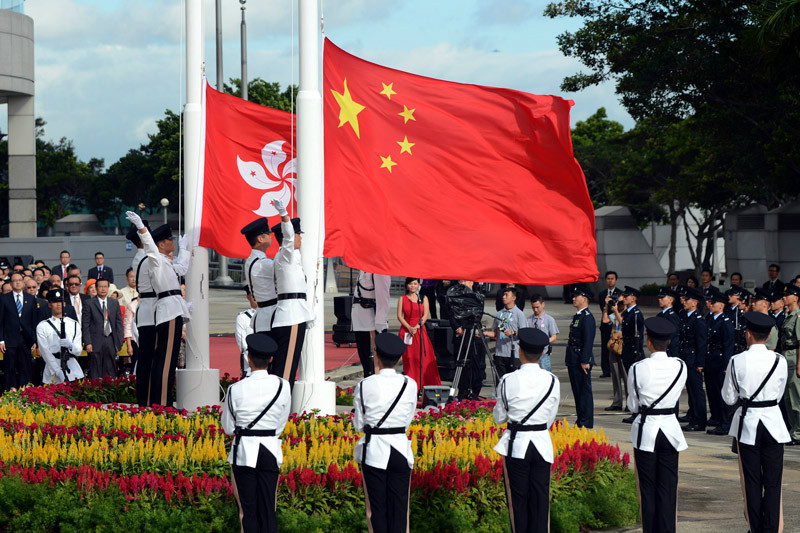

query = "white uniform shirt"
(627, 352), (687, 452)
(351, 271), (392, 332)
(722, 344), (790, 445)
(354, 369), (418, 469)
(493, 363), (560, 462)
(221, 370), (291, 468)
(132, 249), (156, 327)
(272, 219), (314, 328)
(235, 309), (255, 377)
(244, 249), (277, 332)
(36, 316), (85, 384)
(139, 231), (191, 325)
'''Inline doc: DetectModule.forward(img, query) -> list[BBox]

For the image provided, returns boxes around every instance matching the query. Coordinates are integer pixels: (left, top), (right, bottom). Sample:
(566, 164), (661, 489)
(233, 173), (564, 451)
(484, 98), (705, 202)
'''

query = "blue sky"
(3, 0), (632, 165)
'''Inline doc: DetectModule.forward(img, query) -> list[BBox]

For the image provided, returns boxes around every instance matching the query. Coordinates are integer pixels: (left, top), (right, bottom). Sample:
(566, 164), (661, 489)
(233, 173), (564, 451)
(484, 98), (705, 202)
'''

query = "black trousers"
(495, 356), (520, 380)
(270, 322), (306, 389)
(738, 422), (784, 533)
(4, 344), (32, 390)
(362, 447), (411, 533)
(355, 330), (375, 377)
(705, 360), (730, 429)
(503, 442), (550, 533)
(232, 445), (280, 533)
(420, 285), (437, 319)
(136, 325), (156, 407)
(686, 364), (707, 427)
(599, 322), (612, 376)
(634, 430), (679, 533)
(150, 317), (182, 407)
(567, 363), (594, 428)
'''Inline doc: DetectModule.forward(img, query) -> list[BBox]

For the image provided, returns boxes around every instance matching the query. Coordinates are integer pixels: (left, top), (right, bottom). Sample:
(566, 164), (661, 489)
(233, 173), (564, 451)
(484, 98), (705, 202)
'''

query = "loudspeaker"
(422, 386), (451, 408)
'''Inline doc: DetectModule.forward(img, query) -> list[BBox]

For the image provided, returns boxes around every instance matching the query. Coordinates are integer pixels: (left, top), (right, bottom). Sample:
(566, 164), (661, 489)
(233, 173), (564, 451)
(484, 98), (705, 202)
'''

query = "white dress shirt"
(627, 352), (687, 452)
(244, 249), (277, 332)
(139, 231), (191, 325)
(722, 344), (790, 445)
(351, 271), (392, 332)
(221, 370), (291, 468)
(272, 219), (314, 328)
(118, 285), (138, 309)
(235, 309), (255, 377)
(493, 363), (560, 462)
(69, 293), (83, 324)
(354, 369), (418, 469)
(36, 316), (84, 384)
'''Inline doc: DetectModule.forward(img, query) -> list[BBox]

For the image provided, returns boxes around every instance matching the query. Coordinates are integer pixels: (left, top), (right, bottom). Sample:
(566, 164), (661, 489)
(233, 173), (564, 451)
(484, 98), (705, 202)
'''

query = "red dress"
(398, 295), (442, 388)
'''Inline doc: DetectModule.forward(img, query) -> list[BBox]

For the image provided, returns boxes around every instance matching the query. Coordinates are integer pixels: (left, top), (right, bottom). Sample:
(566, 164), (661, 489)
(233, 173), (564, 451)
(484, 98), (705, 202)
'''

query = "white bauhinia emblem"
(237, 140), (297, 217)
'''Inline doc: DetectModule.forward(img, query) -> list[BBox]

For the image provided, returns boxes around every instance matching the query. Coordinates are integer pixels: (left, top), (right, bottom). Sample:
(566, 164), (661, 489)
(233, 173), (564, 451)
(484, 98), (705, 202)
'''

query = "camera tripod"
(449, 313), (502, 400)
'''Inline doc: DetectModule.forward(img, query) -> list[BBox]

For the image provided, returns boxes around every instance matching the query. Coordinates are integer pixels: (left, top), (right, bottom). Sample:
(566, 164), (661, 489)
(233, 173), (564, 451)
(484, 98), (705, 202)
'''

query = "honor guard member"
(126, 211), (191, 407)
(627, 317), (687, 533)
(221, 334), (291, 533)
(235, 286), (257, 378)
(752, 288), (780, 351)
(657, 287), (681, 358)
(780, 284), (800, 444)
(566, 285), (595, 429)
(270, 199), (314, 388)
(680, 286), (709, 431)
(705, 289), (735, 435)
(240, 217), (277, 335)
(127, 223), (156, 407)
(351, 270), (392, 377)
(354, 332), (418, 533)
(726, 285), (748, 354)
(36, 288), (85, 384)
(493, 328), (559, 533)
(723, 312), (789, 533)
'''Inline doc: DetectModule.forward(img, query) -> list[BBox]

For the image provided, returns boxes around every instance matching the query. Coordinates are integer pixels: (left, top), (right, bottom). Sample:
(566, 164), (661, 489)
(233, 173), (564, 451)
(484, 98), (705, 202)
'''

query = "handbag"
(607, 330), (623, 355)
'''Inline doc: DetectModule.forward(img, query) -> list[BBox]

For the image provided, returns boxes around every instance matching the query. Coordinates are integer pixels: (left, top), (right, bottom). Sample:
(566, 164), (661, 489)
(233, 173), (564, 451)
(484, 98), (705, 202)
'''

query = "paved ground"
(208, 289), (800, 533)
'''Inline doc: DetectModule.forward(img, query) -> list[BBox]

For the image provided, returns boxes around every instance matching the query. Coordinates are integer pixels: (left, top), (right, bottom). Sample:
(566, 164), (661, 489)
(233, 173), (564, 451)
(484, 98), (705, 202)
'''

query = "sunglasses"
(68, 283), (81, 287)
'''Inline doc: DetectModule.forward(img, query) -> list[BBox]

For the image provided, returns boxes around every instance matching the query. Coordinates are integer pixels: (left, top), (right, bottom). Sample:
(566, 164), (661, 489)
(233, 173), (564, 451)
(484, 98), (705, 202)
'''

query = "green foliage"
(224, 78), (298, 113)
(638, 283), (662, 296)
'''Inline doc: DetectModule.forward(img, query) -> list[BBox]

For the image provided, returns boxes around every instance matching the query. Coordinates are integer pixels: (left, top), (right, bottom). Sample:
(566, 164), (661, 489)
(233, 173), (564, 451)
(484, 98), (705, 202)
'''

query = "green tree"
(571, 107), (625, 207)
(224, 78), (298, 112)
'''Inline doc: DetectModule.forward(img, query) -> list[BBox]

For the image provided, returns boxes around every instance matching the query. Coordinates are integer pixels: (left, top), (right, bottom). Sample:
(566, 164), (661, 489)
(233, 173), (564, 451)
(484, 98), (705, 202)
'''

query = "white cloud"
(472, 0), (535, 26)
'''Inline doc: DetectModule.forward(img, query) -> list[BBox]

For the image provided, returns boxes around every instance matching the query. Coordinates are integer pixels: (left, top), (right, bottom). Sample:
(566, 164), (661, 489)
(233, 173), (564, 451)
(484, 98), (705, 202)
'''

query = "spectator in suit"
(763, 264), (785, 294)
(65, 275), (88, 325)
(24, 277), (51, 324)
(32, 268), (45, 286)
(82, 278), (123, 378)
(730, 272), (743, 287)
(0, 272), (38, 389)
(52, 250), (71, 280)
(88, 252), (114, 284)
(67, 265), (81, 282)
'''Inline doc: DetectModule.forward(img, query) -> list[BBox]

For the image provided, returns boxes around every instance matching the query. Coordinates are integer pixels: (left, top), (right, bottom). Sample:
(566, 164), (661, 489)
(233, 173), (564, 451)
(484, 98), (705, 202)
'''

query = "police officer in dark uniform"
(566, 285), (595, 429)
(725, 285), (747, 354)
(680, 286), (708, 431)
(620, 286), (645, 371)
(705, 289), (735, 435)
(657, 287), (681, 359)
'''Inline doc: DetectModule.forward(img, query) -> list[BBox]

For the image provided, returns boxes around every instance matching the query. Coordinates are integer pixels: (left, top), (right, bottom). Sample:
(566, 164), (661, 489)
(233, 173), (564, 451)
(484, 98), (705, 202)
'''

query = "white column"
(8, 95), (37, 237)
(292, 0), (335, 415)
(177, 0), (220, 411)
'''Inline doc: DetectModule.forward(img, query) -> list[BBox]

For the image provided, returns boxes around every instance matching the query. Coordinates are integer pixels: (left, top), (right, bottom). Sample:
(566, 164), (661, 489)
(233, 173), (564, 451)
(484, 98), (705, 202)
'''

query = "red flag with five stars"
(195, 82), (295, 259)
(323, 39), (597, 284)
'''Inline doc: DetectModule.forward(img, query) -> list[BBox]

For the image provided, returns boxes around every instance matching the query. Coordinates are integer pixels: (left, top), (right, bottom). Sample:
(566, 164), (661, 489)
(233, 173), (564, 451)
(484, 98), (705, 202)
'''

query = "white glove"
(272, 199), (288, 217)
(125, 211), (145, 230)
(59, 338), (72, 349)
(178, 234), (188, 251)
(186, 301), (194, 314)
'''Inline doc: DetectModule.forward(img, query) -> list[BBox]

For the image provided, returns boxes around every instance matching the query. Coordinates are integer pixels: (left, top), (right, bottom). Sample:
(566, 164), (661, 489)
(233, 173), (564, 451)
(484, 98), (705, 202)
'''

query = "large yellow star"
(380, 82), (397, 100)
(379, 155), (398, 173)
(398, 105), (416, 124)
(331, 78), (366, 138)
(397, 136), (415, 155)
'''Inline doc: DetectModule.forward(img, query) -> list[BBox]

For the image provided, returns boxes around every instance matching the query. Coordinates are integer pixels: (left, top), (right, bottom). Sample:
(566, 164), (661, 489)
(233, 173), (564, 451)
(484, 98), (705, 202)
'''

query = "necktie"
(74, 295), (81, 314)
(102, 301), (112, 336)
(16, 294), (22, 315)
(98, 267), (102, 279)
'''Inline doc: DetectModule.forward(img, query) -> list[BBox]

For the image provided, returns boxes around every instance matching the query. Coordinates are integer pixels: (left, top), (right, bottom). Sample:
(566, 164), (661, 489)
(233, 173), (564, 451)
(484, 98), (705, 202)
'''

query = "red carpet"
(209, 333), (361, 378)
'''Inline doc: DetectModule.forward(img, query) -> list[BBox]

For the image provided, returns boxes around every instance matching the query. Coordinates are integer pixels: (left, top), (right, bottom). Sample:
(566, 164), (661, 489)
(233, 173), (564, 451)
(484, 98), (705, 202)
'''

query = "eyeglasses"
(68, 283), (81, 287)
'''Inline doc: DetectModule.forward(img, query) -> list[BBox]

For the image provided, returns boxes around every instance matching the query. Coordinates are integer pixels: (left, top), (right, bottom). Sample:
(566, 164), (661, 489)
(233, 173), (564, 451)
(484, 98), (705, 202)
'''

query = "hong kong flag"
(323, 39), (597, 284)
(195, 82), (296, 259)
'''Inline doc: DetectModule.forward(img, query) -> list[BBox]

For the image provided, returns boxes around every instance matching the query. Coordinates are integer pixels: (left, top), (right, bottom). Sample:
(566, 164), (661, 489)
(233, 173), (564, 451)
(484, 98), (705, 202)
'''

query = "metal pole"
(240, 0), (247, 101)
(214, 0), (233, 286)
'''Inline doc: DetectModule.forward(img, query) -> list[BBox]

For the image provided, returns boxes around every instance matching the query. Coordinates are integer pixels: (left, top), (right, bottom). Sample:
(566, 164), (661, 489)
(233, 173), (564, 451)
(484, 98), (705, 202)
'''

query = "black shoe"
(677, 415), (690, 423)
(604, 405), (622, 411)
(599, 373), (611, 378)
(707, 418), (720, 427)
(791, 439), (800, 446)
(707, 426), (729, 436)
(622, 415), (636, 424)
(624, 407), (630, 412)
(682, 424), (706, 432)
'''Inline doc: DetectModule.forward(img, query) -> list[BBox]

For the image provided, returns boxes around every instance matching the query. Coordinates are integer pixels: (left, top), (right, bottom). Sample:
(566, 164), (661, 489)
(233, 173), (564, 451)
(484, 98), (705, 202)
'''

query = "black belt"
(636, 406), (677, 448)
(157, 290), (182, 299)
(736, 399), (779, 442)
(507, 422), (547, 458)
(354, 297), (376, 306)
(278, 293), (306, 301)
(784, 343), (798, 350)
(363, 425), (406, 463)
(139, 292), (156, 299)
(232, 428), (277, 464)
(257, 299), (278, 308)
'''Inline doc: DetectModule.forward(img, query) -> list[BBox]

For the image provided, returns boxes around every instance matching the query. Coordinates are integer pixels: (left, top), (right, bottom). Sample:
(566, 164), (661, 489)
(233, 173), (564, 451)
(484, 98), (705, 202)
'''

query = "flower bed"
(0, 378), (637, 533)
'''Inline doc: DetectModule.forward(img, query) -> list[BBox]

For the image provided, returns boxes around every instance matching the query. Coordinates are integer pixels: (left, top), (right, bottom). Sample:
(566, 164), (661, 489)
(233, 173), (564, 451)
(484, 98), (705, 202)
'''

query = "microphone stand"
(417, 289), (424, 393)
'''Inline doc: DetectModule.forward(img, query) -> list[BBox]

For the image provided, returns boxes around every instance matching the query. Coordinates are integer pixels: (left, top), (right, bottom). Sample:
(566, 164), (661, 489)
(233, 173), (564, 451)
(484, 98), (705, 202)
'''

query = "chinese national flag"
(323, 40), (597, 284)
(196, 82), (296, 259)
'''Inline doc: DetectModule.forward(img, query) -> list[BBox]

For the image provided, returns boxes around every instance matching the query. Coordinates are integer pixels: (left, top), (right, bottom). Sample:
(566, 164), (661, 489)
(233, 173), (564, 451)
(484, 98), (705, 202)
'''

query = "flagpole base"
(176, 368), (221, 412)
(291, 379), (336, 416)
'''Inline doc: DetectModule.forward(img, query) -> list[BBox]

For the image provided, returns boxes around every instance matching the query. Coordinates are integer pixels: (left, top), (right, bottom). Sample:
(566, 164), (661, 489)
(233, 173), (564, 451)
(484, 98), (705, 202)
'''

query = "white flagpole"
(292, 0), (335, 414)
(177, 0), (220, 411)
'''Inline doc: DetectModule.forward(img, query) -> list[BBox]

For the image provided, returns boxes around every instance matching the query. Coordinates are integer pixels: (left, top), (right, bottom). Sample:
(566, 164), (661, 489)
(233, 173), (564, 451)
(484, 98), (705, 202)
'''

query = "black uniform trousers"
(270, 322), (306, 389)
(150, 317), (182, 407)
(362, 447), (411, 533)
(705, 357), (730, 429)
(599, 322), (612, 376)
(680, 350), (707, 427)
(135, 325), (156, 407)
(503, 442), (550, 533)
(4, 344), (32, 390)
(355, 330), (375, 377)
(567, 363), (594, 428)
(634, 430), (679, 533)
(495, 355), (520, 380)
(232, 444), (280, 533)
(738, 422), (784, 533)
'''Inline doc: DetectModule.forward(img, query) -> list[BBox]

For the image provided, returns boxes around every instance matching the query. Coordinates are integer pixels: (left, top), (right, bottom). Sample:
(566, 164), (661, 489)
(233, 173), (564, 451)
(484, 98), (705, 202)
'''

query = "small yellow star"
(380, 82), (397, 100)
(379, 155), (398, 173)
(398, 105), (416, 124)
(397, 136), (415, 155)
(330, 78), (366, 138)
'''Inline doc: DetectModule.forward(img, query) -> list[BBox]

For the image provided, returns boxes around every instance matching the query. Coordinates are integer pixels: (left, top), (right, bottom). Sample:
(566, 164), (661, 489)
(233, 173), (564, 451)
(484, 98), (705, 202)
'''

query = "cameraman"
(447, 280), (485, 400)
(486, 287), (527, 378)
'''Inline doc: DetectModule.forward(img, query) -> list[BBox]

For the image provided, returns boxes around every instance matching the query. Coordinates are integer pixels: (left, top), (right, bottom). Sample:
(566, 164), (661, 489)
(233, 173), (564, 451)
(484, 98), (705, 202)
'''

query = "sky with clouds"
(2, 0), (633, 166)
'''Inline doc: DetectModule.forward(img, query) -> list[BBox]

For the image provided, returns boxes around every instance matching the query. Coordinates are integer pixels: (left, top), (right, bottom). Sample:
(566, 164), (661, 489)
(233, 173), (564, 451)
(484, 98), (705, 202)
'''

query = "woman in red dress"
(397, 277), (441, 389)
